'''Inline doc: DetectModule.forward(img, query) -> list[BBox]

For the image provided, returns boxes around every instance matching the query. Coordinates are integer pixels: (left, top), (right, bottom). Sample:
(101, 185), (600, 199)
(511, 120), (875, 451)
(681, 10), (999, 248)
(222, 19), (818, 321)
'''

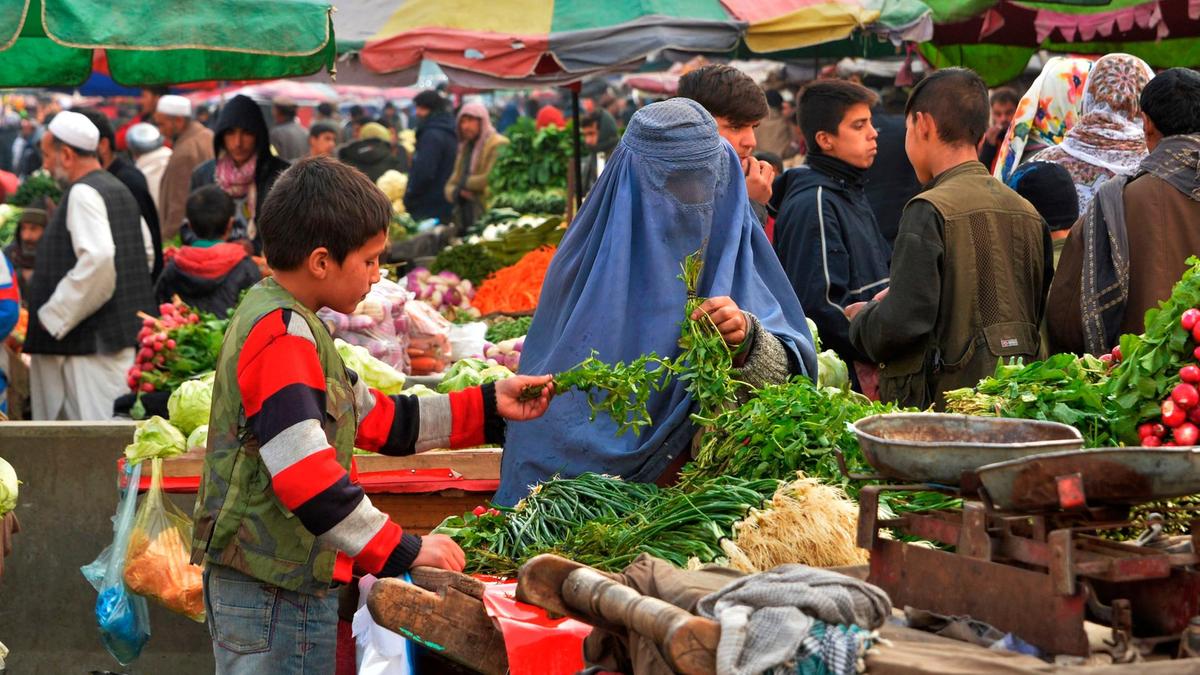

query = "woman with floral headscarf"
(1027, 54), (1155, 213)
(993, 57), (1094, 184)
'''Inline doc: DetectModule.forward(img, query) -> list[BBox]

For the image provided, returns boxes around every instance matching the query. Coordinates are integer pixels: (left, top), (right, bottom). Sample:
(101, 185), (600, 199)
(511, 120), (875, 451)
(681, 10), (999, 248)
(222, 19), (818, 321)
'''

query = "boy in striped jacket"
(191, 156), (554, 674)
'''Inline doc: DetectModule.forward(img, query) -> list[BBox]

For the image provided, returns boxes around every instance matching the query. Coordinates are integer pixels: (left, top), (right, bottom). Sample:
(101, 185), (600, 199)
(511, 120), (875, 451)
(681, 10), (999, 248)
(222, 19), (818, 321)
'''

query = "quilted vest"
(190, 278), (357, 594)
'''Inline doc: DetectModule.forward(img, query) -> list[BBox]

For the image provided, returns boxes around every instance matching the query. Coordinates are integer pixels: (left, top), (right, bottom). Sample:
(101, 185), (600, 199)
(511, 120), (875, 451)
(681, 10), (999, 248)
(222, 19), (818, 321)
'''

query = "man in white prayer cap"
(23, 110), (157, 420)
(154, 94), (213, 239)
(127, 122), (172, 214)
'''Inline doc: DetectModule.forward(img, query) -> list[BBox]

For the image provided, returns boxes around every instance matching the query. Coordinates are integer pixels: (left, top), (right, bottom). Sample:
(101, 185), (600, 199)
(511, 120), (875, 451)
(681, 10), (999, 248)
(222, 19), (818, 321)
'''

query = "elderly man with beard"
(23, 111), (155, 420)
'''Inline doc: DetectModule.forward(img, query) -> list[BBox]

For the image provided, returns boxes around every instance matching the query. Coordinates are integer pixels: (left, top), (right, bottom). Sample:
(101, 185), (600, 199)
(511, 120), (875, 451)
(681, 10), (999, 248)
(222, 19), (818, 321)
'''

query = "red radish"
(139, 347), (153, 361)
(1111, 346), (1122, 362)
(166, 339), (176, 350)
(1153, 423), (1167, 438)
(1183, 366), (1200, 384)
(1144, 435), (1163, 447)
(1173, 383), (1200, 409)
(1193, 322), (1200, 343)
(1195, 346), (1200, 362)
(1099, 353), (1113, 364)
(472, 506), (487, 516)
(1139, 423), (1157, 438)
(159, 303), (174, 315)
(1184, 309), (1200, 330)
(1176, 423), (1200, 446)
(487, 508), (500, 517)
(1190, 407), (1200, 425)
(140, 382), (155, 393)
(1163, 399), (1187, 427)
(1165, 440), (1176, 447)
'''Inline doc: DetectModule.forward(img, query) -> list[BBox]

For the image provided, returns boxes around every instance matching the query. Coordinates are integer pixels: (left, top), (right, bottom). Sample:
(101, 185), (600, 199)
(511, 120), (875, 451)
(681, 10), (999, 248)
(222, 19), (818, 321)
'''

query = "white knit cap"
(156, 94), (192, 118)
(47, 111), (99, 152)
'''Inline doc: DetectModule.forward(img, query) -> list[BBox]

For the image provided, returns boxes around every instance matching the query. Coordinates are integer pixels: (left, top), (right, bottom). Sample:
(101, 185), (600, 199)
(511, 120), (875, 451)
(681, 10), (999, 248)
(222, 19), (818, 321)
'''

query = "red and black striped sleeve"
(237, 309), (421, 579)
(352, 378), (505, 455)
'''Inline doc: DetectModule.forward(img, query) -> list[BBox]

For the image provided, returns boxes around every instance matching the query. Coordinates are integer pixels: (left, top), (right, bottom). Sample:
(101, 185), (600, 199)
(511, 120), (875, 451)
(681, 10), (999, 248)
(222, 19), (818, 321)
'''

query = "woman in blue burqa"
(496, 98), (817, 505)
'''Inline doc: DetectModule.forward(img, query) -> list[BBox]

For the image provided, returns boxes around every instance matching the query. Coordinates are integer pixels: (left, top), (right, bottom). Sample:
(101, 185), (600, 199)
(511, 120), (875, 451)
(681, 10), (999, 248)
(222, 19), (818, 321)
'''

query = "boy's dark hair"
(1010, 161), (1078, 232)
(1140, 68), (1200, 138)
(413, 90), (445, 113)
(317, 102), (335, 117)
(186, 184), (236, 241)
(989, 87), (1020, 108)
(349, 104), (365, 120)
(258, 156), (391, 271)
(677, 65), (769, 127)
(905, 68), (990, 147)
(310, 121), (338, 138)
(74, 108), (116, 154)
(580, 111), (601, 129)
(798, 80), (878, 150)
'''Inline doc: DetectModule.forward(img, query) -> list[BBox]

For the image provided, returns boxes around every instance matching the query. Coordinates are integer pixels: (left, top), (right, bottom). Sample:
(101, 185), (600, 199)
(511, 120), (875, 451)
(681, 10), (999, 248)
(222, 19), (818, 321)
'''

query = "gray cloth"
(696, 564), (891, 675)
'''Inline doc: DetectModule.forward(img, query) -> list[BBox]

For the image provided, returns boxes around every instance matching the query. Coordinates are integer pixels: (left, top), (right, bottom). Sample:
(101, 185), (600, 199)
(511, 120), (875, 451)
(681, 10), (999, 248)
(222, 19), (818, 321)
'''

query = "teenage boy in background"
(191, 156), (554, 673)
(771, 80), (891, 394)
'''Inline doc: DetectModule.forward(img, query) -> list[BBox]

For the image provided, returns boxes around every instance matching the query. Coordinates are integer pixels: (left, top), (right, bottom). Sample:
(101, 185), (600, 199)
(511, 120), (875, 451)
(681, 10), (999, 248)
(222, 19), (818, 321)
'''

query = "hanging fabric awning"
(0, 0), (335, 87)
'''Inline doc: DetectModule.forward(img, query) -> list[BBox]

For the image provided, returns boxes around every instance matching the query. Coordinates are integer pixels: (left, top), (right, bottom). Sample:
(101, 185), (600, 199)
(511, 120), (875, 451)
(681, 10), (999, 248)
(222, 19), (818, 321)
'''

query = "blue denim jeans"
(203, 564), (339, 675)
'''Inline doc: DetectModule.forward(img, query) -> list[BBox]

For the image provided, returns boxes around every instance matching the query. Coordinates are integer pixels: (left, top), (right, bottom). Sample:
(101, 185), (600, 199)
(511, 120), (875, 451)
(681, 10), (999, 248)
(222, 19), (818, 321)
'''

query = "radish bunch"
(405, 268), (479, 321)
(127, 302), (201, 393)
(482, 337), (523, 372)
(1137, 309), (1200, 446)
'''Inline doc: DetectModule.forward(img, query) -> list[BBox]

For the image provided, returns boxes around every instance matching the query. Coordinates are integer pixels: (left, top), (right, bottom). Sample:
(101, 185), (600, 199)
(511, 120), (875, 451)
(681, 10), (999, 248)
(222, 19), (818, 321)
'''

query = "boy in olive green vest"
(191, 156), (554, 674)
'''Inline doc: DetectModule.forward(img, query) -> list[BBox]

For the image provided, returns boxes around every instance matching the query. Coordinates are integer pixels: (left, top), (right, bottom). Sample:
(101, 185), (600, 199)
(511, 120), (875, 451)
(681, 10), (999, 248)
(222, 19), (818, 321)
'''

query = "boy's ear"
(814, 129), (834, 154)
(307, 247), (331, 280)
(916, 111), (936, 142)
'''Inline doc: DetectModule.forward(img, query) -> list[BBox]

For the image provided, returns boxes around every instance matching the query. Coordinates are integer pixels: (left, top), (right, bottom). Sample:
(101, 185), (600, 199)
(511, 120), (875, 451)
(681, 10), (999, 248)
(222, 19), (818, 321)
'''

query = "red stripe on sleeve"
(353, 521), (404, 575)
(355, 389), (395, 452)
(237, 334), (327, 417)
(333, 552), (354, 584)
(270, 448), (345, 509)
(449, 388), (485, 448)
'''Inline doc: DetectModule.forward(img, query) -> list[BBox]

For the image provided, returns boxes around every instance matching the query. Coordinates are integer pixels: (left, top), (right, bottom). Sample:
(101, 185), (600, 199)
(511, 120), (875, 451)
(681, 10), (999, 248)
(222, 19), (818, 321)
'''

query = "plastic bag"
(354, 574), (415, 675)
(319, 279), (412, 372)
(448, 321), (488, 363)
(405, 300), (452, 375)
(82, 461), (151, 666)
(124, 458), (205, 622)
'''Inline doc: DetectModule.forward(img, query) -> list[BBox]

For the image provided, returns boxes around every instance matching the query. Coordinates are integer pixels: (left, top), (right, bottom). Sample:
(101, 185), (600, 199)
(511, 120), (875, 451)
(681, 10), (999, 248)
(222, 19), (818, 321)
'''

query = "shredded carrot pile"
(471, 246), (557, 315)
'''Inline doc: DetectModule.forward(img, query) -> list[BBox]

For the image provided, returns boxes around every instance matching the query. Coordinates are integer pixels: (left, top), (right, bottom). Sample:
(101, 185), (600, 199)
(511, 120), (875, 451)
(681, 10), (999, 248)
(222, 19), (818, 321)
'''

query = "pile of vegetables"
(945, 354), (1114, 447)
(430, 243), (502, 286)
(128, 300), (227, 394)
(0, 204), (20, 246)
(166, 374), (213, 437)
(487, 118), (570, 215)
(320, 279), (412, 371)
(10, 171), (62, 208)
(433, 473), (778, 575)
(0, 457), (18, 517)
(436, 358), (512, 394)
(485, 316), (532, 344)
(472, 246), (556, 316)
(404, 268), (479, 322)
(336, 339), (406, 395)
(482, 337), (523, 372)
(376, 170), (407, 213)
(124, 416), (187, 464)
(469, 214), (565, 267)
(490, 189), (567, 215)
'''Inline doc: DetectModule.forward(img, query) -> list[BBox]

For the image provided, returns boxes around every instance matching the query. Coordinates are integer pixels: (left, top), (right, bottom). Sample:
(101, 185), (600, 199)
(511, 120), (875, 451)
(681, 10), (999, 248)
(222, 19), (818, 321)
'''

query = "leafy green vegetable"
(166, 374), (213, 435)
(944, 353), (1114, 447)
(0, 457), (18, 516)
(186, 425), (208, 451)
(436, 358), (513, 393)
(124, 416), (186, 465)
(485, 316), (533, 344)
(9, 171), (61, 207)
(434, 473), (778, 575)
(431, 243), (503, 286)
(487, 118), (570, 199)
(336, 339), (406, 395)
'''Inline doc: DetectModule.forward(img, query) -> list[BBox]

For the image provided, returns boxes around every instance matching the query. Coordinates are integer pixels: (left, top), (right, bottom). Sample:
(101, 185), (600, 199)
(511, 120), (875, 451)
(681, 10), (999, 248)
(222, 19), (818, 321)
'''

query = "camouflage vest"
(190, 278), (358, 594)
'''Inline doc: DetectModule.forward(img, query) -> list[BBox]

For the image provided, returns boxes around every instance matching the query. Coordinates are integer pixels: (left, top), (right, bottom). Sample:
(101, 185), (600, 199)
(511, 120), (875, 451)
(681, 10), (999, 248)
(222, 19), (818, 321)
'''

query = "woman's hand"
(495, 374), (555, 421)
(692, 296), (748, 348)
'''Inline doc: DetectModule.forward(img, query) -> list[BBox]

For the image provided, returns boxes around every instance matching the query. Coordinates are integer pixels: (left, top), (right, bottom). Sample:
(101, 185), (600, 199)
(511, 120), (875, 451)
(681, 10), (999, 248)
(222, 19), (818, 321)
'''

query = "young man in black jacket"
(403, 90), (457, 224)
(771, 80), (891, 393)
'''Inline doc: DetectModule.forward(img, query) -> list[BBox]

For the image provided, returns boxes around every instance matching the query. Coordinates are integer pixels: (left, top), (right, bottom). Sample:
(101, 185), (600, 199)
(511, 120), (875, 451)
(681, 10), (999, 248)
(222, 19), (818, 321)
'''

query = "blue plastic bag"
(81, 461), (151, 665)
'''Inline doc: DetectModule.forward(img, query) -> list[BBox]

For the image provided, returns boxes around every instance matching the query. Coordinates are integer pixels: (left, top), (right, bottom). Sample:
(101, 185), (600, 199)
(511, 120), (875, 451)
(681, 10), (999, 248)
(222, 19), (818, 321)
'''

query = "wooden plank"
(368, 577), (508, 675)
(372, 491), (494, 535)
(156, 448), (502, 480)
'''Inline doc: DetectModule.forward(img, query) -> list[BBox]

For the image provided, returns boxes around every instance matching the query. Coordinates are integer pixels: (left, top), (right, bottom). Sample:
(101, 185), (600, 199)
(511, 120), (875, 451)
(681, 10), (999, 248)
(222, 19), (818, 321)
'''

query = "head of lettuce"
(0, 457), (18, 516)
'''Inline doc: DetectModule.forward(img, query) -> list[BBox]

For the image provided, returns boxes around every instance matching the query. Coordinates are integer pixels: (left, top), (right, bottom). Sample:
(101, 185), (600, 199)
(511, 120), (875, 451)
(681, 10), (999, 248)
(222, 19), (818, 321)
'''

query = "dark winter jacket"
(155, 243), (261, 317)
(338, 138), (409, 183)
(403, 111), (457, 223)
(189, 95), (290, 251)
(109, 155), (163, 281)
(863, 109), (921, 245)
(771, 159), (891, 369)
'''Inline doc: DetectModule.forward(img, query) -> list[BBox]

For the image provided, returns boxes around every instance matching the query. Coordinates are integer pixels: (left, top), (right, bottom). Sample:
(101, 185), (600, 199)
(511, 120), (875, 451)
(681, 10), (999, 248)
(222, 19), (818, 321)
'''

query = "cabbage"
(817, 349), (849, 390)
(404, 384), (438, 397)
(336, 339), (406, 395)
(124, 416), (186, 465)
(0, 457), (18, 515)
(167, 375), (213, 435)
(436, 358), (512, 393)
(806, 318), (822, 352)
(187, 425), (209, 451)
